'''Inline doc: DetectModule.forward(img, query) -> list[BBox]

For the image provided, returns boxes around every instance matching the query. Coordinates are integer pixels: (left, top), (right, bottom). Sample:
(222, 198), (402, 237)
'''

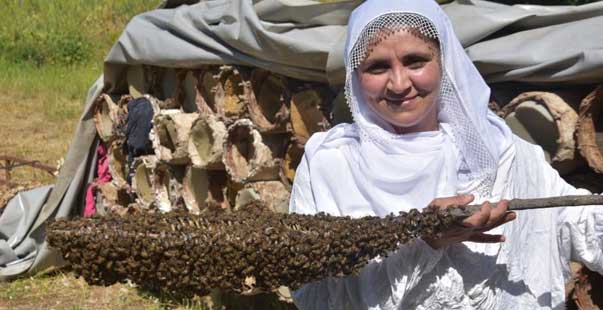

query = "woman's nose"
(387, 68), (412, 94)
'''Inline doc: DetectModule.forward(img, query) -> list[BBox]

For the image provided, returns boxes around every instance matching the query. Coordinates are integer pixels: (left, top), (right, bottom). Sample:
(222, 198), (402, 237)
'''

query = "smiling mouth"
(385, 96), (417, 106)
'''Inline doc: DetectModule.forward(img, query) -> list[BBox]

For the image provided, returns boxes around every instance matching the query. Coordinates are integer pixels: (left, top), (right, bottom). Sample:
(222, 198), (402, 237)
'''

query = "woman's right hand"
(423, 194), (516, 249)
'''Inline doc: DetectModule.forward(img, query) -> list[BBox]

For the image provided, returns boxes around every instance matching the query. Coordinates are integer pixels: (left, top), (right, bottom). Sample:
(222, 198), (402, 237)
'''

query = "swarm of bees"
(46, 203), (460, 297)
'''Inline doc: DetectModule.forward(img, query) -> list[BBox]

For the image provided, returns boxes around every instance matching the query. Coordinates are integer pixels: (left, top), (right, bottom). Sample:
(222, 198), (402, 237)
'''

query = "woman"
(289, 0), (603, 309)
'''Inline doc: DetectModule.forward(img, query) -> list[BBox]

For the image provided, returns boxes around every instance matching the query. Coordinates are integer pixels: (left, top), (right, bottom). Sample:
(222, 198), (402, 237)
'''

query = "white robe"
(289, 126), (603, 310)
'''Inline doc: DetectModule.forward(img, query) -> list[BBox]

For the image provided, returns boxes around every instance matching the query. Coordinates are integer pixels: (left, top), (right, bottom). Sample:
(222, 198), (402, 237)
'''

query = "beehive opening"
(133, 163), (154, 205)
(200, 70), (219, 114)
(156, 118), (177, 152)
(190, 119), (215, 163)
(505, 101), (558, 161)
(253, 71), (286, 124)
(221, 71), (246, 117)
(226, 125), (255, 180)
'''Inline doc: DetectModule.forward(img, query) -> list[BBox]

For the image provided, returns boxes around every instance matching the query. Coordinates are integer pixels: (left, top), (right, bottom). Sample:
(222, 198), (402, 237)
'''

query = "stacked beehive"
(93, 65), (335, 217)
(491, 86), (603, 191)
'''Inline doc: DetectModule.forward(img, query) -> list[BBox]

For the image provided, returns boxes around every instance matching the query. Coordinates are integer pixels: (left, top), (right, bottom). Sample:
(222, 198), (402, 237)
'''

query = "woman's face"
(357, 29), (442, 134)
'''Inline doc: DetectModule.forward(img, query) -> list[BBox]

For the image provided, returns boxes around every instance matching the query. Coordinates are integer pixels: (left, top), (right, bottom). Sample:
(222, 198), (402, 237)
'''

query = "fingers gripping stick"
(447, 195), (603, 221)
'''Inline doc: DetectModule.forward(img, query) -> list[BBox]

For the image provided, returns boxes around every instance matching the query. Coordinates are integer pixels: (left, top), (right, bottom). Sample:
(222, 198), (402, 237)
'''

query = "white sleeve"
(555, 180), (603, 275)
(289, 151), (444, 309)
(289, 152), (318, 215)
(530, 152), (603, 276)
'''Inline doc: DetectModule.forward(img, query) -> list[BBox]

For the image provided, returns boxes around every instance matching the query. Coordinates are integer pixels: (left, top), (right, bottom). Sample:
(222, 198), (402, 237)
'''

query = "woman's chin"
(388, 116), (438, 134)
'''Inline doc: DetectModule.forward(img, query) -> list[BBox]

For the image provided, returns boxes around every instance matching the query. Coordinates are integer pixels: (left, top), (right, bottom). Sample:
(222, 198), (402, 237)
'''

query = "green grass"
(0, 0), (155, 66)
(0, 0), (155, 186)
(0, 59), (99, 121)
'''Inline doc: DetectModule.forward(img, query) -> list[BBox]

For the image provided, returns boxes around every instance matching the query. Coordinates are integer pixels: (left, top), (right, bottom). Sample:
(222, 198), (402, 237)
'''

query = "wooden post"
(3, 158), (11, 188)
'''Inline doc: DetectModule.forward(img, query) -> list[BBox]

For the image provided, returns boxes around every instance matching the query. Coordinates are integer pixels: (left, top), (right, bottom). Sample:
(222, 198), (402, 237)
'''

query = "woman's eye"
(407, 61), (427, 70)
(404, 55), (430, 69)
(363, 62), (389, 74)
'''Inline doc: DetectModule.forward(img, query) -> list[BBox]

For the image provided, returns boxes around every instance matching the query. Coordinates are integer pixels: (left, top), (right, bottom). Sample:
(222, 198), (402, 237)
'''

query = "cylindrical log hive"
(577, 86), (603, 174)
(170, 70), (198, 113)
(195, 66), (223, 118)
(182, 167), (231, 213)
(223, 119), (280, 183)
(500, 91), (580, 175)
(289, 88), (331, 145)
(247, 68), (290, 133)
(97, 182), (131, 216)
(127, 65), (164, 99)
(150, 110), (199, 165)
(331, 90), (353, 126)
(131, 156), (185, 212)
(127, 65), (147, 99)
(182, 166), (208, 214)
(234, 181), (290, 214)
(108, 141), (128, 188)
(94, 94), (127, 143)
(131, 156), (157, 208)
(215, 65), (248, 121)
(188, 115), (227, 170)
(281, 141), (304, 184)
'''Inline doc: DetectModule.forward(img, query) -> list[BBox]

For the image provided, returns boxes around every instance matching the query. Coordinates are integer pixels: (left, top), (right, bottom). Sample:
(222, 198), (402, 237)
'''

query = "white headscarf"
(296, 0), (513, 217)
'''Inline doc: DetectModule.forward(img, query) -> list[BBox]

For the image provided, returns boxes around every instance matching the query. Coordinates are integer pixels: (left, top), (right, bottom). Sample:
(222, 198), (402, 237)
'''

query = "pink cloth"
(84, 143), (112, 217)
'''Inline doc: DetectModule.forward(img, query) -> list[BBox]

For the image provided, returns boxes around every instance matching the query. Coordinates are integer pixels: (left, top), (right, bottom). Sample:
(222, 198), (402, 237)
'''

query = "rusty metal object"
(0, 155), (56, 189)
(577, 86), (603, 174)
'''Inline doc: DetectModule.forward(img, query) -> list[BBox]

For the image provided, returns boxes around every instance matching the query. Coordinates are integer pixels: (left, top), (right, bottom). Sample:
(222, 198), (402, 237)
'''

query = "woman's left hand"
(423, 194), (516, 249)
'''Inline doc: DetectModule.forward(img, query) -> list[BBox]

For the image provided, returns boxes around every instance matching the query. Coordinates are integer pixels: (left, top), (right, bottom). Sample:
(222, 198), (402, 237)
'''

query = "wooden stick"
(447, 195), (603, 219)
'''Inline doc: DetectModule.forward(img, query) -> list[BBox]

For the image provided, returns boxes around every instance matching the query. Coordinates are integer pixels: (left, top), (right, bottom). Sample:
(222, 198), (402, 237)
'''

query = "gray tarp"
(2, 0), (603, 281)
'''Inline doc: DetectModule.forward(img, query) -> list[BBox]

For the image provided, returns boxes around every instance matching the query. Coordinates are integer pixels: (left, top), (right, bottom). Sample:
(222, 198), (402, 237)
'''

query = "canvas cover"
(1, 0), (603, 280)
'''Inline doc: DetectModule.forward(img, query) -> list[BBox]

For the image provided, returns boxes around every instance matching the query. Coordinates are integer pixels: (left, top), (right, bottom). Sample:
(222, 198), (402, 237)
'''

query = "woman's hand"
(423, 194), (516, 249)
